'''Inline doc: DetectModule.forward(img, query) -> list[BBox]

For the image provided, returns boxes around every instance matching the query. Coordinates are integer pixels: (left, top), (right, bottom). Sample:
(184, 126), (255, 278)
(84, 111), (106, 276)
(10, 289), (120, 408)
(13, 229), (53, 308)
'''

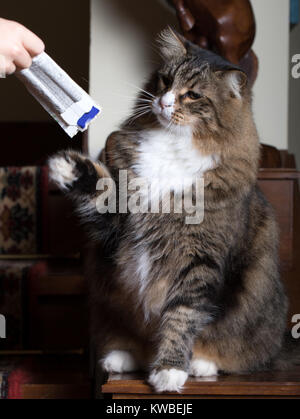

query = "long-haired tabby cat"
(49, 28), (299, 393)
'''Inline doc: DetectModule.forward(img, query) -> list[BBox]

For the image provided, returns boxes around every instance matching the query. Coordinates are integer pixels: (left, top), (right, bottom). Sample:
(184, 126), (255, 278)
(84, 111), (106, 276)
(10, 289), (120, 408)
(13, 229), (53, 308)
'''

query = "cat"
(49, 28), (299, 393)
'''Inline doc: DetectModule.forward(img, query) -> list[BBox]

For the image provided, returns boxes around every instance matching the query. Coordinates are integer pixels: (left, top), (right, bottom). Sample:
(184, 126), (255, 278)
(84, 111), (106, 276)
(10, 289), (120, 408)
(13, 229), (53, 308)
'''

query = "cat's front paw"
(101, 350), (139, 373)
(48, 151), (80, 191)
(148, 368), (188, 393)
(189, 359), (218, 377)
(49, 151), (109, 195)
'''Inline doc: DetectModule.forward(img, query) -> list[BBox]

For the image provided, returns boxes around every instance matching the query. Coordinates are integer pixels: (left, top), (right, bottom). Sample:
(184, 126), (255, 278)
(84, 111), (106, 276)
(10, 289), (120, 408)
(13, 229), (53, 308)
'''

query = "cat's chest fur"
(133, 127), (218, 194)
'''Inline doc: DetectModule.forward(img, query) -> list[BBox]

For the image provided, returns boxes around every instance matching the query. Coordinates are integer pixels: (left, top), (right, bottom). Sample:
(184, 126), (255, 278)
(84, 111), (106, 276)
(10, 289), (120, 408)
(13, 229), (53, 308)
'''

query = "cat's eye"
(160, 74), (172, 88)
(185, 91), (201, 100)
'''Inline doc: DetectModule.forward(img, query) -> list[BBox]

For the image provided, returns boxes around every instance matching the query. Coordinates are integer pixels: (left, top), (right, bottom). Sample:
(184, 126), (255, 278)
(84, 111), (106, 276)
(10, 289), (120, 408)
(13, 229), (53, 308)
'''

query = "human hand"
(0, 17), (44, 77)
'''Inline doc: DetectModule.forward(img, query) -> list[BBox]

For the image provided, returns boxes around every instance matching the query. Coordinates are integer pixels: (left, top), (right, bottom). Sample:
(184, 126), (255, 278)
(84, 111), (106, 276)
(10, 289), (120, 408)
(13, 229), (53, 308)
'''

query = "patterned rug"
(0, 167), (50, 398)
(0, 371), (8, 398)
(0, 166), (48, 254)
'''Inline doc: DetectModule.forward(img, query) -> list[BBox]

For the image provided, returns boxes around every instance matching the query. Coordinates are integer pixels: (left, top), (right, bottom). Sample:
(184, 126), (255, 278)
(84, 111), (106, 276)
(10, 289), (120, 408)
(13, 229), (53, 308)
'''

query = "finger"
(21, 27), (45, 57)
(12, 45), (32, 69)
(6, 62), (16, 75)
(0, 54), (6, 77)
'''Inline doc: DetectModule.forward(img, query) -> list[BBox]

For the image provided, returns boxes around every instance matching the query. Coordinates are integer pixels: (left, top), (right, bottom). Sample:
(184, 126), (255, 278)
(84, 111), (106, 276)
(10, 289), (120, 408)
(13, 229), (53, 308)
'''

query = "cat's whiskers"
(136, 98), (153, 104)
(111, 93), (153, 104)
(125, 82), (155, 99)
(133, 105), (152, 113)
(131, 106), (151, 115)
(128, 111), (151, 125)
(127, 104), (152, 125)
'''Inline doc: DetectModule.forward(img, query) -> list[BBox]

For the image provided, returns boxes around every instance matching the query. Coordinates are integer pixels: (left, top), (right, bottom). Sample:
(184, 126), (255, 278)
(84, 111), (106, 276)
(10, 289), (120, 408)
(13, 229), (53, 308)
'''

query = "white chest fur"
(133, 127), (218, 196)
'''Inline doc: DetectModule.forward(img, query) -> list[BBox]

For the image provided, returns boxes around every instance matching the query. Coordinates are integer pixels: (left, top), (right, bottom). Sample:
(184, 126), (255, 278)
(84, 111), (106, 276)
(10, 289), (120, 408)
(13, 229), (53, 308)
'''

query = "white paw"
(148, 368), (188, 393)
(48, 155), (78, 190)
(101, 350), (139, 373)
(189, 359), (218, 377)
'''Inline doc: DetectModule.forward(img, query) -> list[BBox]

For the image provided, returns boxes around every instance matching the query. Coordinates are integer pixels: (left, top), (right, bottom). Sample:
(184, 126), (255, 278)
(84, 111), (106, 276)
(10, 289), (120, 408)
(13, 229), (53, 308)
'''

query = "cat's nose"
(160, 91), (175, 109)
(160, 98), (171, 109)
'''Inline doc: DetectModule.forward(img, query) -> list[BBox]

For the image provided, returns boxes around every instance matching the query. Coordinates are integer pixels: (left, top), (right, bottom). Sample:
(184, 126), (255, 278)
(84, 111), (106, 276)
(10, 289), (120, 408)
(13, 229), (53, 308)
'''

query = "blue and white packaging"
(16, 52), (100, 138)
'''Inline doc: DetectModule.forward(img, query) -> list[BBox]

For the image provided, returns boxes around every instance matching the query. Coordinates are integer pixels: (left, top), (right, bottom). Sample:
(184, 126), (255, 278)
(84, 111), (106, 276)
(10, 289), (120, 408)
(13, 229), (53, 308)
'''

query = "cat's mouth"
(152, 95), (191, 129)
(152, 97), (187, 128)
(152, 97), (173, 123)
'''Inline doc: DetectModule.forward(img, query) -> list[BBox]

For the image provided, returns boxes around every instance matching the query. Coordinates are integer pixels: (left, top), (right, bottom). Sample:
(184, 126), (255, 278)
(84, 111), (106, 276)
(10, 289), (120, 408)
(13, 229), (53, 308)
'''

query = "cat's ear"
(157, 27), (187, 60)
(215, 70), (248, 98)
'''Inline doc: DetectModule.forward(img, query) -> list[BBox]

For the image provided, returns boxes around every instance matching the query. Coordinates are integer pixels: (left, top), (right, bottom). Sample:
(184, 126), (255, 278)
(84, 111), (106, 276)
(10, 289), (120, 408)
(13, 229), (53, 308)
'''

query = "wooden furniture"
(0, 120), (87, 352)
(2, 354), (91, 399)
(258, 169), (300, 327)
(258, 169), (300, 270)
(27, 258), (87, 351)
(259, 145), (296, 169)
(0, 184), (86, 352)
(102, 368), (300, 399)
(26, 184), (87, 351)
(0, 120), (88, 394)
(171, 0), (258, 83)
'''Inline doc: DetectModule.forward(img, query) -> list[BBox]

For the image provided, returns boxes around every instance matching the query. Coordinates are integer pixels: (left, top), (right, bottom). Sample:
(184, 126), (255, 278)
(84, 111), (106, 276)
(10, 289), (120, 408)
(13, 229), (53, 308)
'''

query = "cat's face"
(150, 29), (248, 135)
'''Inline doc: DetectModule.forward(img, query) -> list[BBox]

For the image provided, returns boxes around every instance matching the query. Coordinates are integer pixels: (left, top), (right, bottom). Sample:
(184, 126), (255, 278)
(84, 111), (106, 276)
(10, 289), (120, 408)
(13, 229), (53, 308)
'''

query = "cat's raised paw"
(101, 350), (139, 373)
(189, 359), (218, 377)
(48, 153), (78, 190)
(148, 368), (188, 393)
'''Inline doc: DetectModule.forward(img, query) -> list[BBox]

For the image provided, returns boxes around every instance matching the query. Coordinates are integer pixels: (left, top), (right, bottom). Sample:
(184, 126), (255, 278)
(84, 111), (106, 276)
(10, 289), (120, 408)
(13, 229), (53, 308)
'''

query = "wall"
(0, 1), (90, 123)
(89, 0), (178, 158)
(89, 0), (291, 158)
(289, 22), (300, 170)
(250, 0), (290, 150)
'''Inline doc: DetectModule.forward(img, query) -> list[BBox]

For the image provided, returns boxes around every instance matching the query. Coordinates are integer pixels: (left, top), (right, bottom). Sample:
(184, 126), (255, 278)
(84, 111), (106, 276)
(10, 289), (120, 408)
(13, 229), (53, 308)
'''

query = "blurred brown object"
(172, 0), (258, 84)
(260, 144), (297, 169)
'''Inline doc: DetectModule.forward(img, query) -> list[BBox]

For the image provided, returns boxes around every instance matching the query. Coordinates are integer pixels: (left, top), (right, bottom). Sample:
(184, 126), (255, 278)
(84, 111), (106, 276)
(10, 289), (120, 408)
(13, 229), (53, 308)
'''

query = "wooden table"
(0, 354), (91, 399)
(102, 368), (300, 399)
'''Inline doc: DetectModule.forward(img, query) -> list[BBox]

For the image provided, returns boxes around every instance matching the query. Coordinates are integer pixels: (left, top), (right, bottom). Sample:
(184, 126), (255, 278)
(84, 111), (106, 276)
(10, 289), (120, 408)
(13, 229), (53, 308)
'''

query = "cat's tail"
(273, 332), (300, 370)
(48, 150), (119, 248)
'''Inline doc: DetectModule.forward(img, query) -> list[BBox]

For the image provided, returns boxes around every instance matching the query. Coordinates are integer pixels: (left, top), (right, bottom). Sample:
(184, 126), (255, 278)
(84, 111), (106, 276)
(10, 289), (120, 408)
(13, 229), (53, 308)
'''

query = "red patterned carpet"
(0, 166), (48, 255)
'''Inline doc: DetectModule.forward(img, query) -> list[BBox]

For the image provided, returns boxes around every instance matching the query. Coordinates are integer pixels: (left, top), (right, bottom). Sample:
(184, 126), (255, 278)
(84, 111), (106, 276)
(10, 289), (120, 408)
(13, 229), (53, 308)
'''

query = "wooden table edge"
(102, 380), (300, 396)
